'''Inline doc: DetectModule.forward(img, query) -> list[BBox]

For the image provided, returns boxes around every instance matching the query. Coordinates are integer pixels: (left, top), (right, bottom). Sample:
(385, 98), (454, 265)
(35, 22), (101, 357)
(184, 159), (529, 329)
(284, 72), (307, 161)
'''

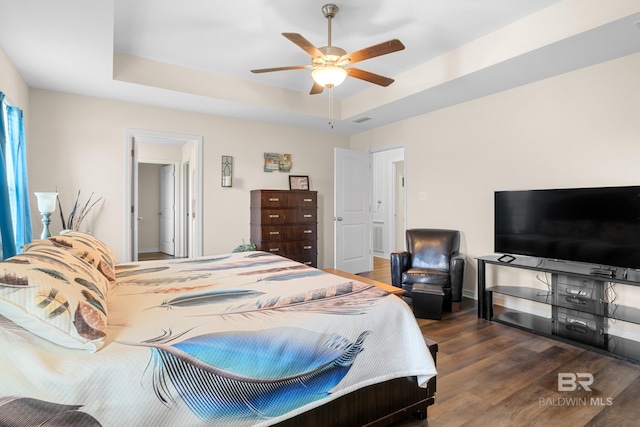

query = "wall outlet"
(418, 192), (427, 201)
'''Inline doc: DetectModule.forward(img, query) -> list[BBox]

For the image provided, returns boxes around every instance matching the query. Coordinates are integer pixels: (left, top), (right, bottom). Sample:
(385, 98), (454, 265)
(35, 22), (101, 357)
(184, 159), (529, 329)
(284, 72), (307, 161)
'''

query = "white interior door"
(334, 148), (372, 274)
(160, 164), (175, 255)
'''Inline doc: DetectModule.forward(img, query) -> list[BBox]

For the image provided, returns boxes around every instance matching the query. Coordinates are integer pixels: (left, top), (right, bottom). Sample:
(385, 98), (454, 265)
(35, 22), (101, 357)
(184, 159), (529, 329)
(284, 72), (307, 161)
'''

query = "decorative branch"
(56, 189), (103, 231)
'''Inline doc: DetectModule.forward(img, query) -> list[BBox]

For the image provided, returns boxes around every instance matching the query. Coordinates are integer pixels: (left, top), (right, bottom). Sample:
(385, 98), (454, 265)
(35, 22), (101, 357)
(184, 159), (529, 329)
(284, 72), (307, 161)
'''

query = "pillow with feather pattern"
(0, 246), (109, 352)
(24, 231), (117, 282)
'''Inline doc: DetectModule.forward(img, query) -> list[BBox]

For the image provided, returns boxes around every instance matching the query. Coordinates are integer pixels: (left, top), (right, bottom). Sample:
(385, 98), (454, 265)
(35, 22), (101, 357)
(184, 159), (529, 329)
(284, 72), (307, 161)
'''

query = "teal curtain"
(0, 92), (32, 259)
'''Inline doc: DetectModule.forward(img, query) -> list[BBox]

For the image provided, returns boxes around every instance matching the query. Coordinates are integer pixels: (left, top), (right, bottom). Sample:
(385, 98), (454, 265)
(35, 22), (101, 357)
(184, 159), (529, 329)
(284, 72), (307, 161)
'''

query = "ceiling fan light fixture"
(312, 66), (348, 88)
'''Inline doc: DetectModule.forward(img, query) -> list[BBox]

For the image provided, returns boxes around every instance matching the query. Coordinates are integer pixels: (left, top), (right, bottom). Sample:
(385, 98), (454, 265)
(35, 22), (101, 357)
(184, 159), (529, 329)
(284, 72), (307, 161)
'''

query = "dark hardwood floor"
(138, 251), (174, 261)
(361, 257), (640, 427)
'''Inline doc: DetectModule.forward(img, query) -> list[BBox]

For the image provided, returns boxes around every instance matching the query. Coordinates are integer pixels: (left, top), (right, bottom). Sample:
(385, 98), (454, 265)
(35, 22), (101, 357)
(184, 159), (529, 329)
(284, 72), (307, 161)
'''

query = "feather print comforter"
(0, 252), (436, 426)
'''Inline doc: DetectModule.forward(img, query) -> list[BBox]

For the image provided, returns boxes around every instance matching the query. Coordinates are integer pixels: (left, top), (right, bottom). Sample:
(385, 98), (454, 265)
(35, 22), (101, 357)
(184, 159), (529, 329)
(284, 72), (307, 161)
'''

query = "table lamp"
(34, 192), (58, 239)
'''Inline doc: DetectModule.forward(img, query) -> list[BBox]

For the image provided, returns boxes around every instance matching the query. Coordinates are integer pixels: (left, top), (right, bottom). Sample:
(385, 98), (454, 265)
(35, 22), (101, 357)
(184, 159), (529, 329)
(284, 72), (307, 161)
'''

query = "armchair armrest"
(390, 251), (410, 288)
(449, 252), (466, 303)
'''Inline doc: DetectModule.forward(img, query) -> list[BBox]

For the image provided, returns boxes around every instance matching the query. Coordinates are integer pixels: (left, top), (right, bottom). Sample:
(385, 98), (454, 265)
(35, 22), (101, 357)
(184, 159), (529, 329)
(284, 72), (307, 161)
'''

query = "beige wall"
(24, 90), (349, 265)
(351, 52), (640, 302)
(0, 48), (29, 135)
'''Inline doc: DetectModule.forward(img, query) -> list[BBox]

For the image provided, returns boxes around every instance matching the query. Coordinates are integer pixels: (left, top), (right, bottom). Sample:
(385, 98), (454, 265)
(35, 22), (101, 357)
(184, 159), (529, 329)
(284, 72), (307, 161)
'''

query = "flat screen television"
(495, 186), (640, 270)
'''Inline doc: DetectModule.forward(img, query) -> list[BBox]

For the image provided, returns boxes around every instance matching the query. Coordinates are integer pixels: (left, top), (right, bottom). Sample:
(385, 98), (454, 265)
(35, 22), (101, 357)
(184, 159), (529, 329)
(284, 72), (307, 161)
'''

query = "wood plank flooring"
(361, 257), (640, 427)
(138, 251), (174, 261)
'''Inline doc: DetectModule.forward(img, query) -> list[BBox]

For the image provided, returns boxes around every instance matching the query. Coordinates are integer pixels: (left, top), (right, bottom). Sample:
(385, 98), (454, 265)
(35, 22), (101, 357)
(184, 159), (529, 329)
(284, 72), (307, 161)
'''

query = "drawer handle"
(303, 245), (312, 250)
(303, 214), (312, 218)
(566, 296), (587, 305)
(303, 230), (312, 234)
(304, 261), (312, 265)
(270, 231), (280, 235)
(269, 198), (279, 202)
(269, 214), (280, 218)
(303, 198), (312, 202)
(269, 248), (280, 252)
(567, 318), (588, 327)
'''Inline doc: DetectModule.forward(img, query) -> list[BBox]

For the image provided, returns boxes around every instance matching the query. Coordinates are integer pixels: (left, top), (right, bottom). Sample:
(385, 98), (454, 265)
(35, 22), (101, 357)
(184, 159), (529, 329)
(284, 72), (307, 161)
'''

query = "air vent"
(373, 223), (383, 252)
(352, 117), (372, 123)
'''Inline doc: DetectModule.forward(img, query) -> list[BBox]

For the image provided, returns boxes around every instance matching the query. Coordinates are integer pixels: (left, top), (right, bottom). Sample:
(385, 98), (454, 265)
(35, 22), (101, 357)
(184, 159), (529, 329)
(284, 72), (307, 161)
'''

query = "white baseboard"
(463, 289), (477, 300)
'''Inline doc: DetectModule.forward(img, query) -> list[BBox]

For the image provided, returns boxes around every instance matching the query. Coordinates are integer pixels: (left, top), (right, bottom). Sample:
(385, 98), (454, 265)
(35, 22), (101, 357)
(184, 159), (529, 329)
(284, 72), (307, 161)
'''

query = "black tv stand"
(589, 267), (616, 278)
(478, 255), (640, 364)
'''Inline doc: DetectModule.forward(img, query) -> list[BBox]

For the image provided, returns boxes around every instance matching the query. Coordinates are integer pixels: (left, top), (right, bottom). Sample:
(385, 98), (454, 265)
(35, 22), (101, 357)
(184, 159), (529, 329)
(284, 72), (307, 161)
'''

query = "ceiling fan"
(251, 3), (405, 95)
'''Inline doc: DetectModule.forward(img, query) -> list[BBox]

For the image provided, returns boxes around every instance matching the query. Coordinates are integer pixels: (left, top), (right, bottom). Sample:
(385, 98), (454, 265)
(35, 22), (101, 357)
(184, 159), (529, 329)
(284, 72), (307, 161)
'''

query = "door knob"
(137, 216), (143, 221)
(334, 217), (343, 221)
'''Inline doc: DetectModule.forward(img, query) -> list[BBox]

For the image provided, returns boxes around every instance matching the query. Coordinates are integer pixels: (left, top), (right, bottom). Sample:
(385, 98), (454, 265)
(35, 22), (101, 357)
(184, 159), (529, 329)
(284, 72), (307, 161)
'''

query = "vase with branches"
(56, 190), (103, 232)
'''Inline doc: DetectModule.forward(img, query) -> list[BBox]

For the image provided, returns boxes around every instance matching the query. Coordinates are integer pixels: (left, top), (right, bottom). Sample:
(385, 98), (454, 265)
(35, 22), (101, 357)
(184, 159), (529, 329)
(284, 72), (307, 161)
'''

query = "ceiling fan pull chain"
(329, 87), (334, 129)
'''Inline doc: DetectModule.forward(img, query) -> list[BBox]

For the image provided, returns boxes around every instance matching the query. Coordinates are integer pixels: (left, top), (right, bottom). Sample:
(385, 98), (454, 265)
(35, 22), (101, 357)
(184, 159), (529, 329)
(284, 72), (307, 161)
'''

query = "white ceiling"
(1, 0), (640, 135)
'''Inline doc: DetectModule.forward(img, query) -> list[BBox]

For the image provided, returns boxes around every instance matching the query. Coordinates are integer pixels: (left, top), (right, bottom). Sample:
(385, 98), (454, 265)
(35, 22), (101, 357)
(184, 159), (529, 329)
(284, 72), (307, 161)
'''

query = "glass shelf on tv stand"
(489, 284), (640, 326)
(487, 285), (553, 304)
(492, 306), (640, 361)
(492, 306), (554, 336)
(479, 254), (640, 285)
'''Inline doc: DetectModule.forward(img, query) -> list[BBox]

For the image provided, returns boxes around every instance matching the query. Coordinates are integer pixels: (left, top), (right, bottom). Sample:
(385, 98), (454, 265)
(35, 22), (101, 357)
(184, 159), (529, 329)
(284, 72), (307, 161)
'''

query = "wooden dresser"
(250, 189), (318, 267)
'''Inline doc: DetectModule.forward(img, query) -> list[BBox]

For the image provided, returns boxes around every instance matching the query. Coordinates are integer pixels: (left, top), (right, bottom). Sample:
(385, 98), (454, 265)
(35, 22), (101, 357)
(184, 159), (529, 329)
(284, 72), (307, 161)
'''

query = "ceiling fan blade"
(282, 33), (326, 60)
(310, 82), (324, 95)
(347, 68), (394, 87)
(340, 39), (405, 65)
(251, 65), (313, 74)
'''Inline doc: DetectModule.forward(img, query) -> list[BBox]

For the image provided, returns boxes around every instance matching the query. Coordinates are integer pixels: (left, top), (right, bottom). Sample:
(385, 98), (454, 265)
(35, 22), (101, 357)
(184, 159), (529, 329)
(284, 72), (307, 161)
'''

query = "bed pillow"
(0, 246), (109, 352)
(26, 232), (117, 282)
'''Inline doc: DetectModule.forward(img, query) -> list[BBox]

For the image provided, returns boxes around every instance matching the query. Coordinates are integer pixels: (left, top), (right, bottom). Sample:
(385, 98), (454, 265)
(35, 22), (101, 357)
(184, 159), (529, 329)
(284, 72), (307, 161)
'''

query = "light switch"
(419, 192), (427, 201)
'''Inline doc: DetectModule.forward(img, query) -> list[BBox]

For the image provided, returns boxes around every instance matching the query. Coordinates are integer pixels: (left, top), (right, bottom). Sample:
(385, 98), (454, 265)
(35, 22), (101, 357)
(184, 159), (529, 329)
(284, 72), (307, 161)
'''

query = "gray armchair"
(390, 229), (465, 312)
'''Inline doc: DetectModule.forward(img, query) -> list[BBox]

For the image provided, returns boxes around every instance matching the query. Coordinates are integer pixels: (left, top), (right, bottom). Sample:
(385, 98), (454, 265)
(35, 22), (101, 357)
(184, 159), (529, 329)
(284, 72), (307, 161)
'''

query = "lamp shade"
(34, 192), (58, 213)
(312, 66), (348, 88)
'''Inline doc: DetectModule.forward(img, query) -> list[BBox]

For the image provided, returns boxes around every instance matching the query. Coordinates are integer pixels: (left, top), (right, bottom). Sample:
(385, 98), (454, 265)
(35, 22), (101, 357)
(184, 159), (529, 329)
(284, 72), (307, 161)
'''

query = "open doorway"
(137, 162), (177, 260)
(124, 129), (203, 262)
(333, 145), (406, 273)
(372, 146), (406, 258)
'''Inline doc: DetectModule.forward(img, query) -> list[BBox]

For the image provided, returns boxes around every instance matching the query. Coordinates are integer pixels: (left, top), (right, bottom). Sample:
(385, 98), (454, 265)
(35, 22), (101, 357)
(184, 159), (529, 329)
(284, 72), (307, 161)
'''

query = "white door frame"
(393, 159), (406, 252)
(124, 129), (203, 262)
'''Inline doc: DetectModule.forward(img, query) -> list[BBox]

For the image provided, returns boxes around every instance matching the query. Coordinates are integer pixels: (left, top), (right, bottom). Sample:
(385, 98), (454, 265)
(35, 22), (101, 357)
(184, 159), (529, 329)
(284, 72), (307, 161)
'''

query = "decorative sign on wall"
(264, 153), (292, 172)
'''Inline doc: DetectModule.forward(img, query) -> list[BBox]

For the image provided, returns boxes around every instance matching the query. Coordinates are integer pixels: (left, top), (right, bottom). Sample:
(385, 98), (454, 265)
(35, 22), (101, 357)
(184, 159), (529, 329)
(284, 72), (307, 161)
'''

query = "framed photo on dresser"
(289, 175), (310, 190)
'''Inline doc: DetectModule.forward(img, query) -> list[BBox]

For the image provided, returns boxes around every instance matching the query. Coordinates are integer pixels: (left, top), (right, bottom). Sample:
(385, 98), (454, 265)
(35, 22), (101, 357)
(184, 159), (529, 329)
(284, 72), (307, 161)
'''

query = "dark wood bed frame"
(275, 338), (438, 427)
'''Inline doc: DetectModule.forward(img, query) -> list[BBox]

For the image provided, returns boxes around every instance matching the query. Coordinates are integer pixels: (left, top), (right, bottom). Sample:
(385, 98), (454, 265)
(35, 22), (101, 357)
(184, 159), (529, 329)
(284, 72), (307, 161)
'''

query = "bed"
(0, 232), (437, 426)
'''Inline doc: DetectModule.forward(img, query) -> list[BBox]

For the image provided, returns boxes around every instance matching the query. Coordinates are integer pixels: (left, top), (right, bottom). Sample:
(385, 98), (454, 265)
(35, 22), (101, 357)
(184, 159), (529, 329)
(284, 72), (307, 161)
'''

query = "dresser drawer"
(257, 241), (316, 256)
(251, 208), (317, 224)
(287, 252), (317, 267)
(289, 192), (317, 208)
(252, 191), (317, 208)
(251, 224), (317, 242)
